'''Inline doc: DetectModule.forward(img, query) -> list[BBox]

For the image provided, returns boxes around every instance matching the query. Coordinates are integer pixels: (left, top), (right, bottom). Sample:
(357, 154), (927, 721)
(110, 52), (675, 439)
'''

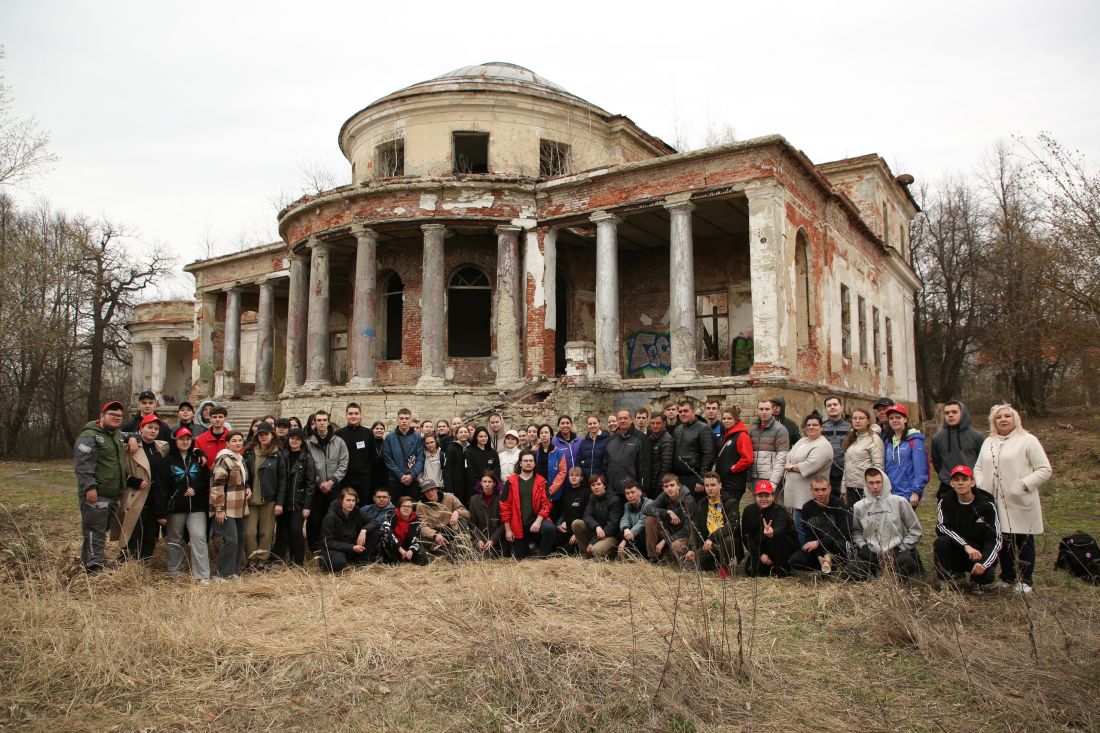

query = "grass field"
(0, 414), (1098, 732)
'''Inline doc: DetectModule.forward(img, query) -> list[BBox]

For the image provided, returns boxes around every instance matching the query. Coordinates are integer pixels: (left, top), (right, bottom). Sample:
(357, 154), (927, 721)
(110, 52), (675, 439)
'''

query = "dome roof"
(431, 62), (567, 92)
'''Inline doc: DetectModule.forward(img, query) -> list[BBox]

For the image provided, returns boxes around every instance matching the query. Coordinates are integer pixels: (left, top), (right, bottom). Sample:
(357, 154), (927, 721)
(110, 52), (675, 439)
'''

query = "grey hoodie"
(851, 475), (922, 555)
(930, 402), (986, 483)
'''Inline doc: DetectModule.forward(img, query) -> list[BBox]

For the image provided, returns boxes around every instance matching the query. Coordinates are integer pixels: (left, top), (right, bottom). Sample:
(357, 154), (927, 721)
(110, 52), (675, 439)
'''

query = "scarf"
(393, 510), (415, 546)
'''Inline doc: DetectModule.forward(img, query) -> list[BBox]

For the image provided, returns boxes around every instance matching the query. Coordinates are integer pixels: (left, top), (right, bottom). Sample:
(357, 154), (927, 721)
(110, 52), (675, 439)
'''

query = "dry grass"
(1, 448), (1099, 732)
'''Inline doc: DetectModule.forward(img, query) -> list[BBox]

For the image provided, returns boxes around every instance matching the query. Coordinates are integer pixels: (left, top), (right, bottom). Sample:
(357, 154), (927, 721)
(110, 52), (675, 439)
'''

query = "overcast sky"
(3, 1), (1098, 295)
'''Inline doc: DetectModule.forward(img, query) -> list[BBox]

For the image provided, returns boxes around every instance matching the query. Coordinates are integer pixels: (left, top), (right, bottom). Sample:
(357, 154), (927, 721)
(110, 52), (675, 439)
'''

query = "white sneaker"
(997, 581), (1013, 591)
(198, 578), (210, 586)
(1013, 582), (1033, 594)
(212, 576), (228, 583)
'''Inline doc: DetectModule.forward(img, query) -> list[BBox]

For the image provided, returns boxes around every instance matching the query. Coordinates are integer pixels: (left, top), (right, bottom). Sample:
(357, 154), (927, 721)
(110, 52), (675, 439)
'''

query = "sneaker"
(997, 581), (1013, 591)
(212, 576), (228, 583)
(969, 582), (984, 596)
(821, 554), (833, 575)
(1013, 582), (1033, 594)
(198, 578), (210, 586)
(228, 574), (242, 581)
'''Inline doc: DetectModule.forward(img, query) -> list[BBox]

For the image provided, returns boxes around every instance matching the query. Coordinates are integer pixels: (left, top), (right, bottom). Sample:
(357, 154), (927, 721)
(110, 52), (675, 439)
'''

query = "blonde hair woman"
(972, 404), (1052, 593)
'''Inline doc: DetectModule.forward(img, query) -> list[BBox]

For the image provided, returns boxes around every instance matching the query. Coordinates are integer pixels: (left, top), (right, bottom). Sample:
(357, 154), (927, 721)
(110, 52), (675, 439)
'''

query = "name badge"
(356, 441), (366, 449)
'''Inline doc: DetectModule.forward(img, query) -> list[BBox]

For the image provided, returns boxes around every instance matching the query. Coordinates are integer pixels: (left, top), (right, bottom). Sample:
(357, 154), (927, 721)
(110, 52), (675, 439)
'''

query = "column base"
(664, 368), (700, 385)
(301, 379), (333, 391)
(594, 371), (622, 386)
(416, 375), (447, 389)
(345, 377), (376, 390)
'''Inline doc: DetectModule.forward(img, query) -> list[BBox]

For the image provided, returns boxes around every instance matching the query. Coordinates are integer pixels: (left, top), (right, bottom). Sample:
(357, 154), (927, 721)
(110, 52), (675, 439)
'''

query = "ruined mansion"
(127, 62), (921, 426)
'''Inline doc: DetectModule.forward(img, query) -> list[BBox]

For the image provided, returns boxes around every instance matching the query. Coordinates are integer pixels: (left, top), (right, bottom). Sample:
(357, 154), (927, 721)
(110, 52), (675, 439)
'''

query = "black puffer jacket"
(278, 447), (317, 512)
(647, 429), (673, 498)
(672, 418), (716, 487)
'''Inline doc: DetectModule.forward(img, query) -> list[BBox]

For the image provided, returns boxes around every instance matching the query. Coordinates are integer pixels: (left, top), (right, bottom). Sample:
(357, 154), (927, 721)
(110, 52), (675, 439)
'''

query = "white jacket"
(973, 431), (1051, 535)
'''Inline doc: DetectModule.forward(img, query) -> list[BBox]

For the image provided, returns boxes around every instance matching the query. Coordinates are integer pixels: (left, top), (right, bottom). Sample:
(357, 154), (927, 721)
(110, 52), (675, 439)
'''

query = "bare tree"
(75, 219), (175, 419)
(0, 49), (57, 188)
(911, 179), (987, 416)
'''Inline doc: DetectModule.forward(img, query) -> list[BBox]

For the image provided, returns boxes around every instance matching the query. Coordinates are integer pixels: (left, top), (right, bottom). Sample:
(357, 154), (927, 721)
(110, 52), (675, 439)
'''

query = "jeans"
(80, 498), (117, 571)
(210, 515), (241, 578)
(166, 511), (210, 579)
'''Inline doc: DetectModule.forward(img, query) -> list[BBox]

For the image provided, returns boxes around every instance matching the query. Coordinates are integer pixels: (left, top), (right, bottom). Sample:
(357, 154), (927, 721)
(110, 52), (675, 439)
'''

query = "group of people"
(73, 390), (1053, 593)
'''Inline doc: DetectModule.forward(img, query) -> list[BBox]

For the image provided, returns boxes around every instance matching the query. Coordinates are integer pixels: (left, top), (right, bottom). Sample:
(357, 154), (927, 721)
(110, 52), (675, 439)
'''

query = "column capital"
(308, 236), (334, 252)
(663, 193), (695, 212)
(350, 223), (378, 241)
(590, 211), (619, 225)
(495, 224), (522, 236)
(289, 248), (309, 262)
(421, 223), (448, 235)
(744, 179), (783, 201)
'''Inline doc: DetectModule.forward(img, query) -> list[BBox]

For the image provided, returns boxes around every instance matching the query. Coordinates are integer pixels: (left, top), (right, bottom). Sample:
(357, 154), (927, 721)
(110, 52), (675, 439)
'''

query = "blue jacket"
(551, 432), (582, 471)
(577, 430), (610, 478)
(383, 428), (424, 482)
(884, 429), (929, 500)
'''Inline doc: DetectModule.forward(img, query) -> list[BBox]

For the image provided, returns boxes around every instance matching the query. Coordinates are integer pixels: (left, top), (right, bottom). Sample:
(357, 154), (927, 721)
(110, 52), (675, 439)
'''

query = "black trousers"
(318, 548), (372, 572)
(125, 507), (161, 561)
(845, 545), (922, 580)
(745, 535), (796, 577)
(933, 536), (996, 584)
(307, 491), (333, 552)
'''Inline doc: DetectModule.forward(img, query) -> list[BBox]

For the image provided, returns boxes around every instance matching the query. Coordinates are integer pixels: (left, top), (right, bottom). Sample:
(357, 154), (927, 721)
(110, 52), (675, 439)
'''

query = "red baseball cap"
(885, 404), (909, 419)
(753, 480), (775, 495)
(101, 401), (124, 413)
(140, 413), (161, 426)
(950, 465), (974, 478)
(173, 426), (193, 439)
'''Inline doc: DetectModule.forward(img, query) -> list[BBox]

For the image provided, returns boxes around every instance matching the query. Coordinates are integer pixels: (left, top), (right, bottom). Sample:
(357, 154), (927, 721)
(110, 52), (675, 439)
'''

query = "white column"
(746, 183), (788, 376)
(131, 340), (147, 398)
(591, 211), (621, 381)
(222, 288), (242, 397)
(348, 225), (378, 389)
(255, 279), (275, 394)
(495, 225), (522, 386)
(284, 251), (308, 390)
(305, 238), (332, 387)
(150, 338), (168, 401)
(196, 293), (217, 391)
(418, 224), (447, 387)
(665, 194), (698, 382)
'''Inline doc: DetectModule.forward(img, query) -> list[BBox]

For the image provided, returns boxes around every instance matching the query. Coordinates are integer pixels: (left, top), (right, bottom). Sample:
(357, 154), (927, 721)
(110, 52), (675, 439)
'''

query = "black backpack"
(1054, 533), (1100, 584)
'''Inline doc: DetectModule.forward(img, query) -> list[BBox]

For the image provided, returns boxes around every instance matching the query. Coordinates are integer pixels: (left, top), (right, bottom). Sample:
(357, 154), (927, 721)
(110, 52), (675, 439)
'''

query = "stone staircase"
(219, 396), (281, 426)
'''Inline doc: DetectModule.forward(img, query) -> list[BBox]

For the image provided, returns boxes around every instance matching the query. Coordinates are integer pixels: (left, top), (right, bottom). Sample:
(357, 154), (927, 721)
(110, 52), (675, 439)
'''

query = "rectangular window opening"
(857, 295), (867, 365)
(840, 284), (851, 359)
(375, 138), (405, 177)
(694, 291), (730, 363)
(886, 316), (894, 376)
(872, 306), (881, 369)
(453, 131), (489, 174)
(539, 140), (570, 177)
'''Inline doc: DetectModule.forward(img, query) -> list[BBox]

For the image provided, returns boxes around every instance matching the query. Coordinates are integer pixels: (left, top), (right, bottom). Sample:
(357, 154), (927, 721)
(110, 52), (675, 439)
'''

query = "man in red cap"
(933, 465), (1001, 594)
(73, 401), (129, 572)
(740, 479), (796, 577)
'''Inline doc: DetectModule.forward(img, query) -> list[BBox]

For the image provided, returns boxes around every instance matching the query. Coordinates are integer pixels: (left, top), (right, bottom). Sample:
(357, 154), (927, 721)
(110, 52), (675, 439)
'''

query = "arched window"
(379, 271), (403, 360)
(448, 266), (491, 357)
(795, 230), (811, 347)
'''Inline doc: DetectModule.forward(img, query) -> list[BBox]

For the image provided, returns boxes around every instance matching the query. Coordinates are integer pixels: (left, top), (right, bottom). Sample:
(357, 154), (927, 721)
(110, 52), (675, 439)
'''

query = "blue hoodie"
(884, 428), (928, 500)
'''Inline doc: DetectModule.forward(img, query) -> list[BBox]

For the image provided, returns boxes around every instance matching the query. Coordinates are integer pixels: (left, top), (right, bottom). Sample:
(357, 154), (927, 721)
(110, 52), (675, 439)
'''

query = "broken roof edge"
(182, 241), (286, 274)
(818, 153), (921, 214)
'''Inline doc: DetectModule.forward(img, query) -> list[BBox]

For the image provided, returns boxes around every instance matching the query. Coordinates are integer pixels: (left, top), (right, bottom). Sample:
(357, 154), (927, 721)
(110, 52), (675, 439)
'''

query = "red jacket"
(195, 428), (228, 466)
(719, 422), (754, 475)
(500, 472), (552, 539)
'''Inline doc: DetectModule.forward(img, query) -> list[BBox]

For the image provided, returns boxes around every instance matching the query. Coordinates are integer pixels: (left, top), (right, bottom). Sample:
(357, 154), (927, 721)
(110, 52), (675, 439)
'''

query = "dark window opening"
(695, 291), (729, 362)
(886, 317), (894, 376)
(840, 284), (852, 359)
(795, 231), (811, 347)
(375, 139), (404, 177)
(448, 266), (491, 356)
(540, 140), (570, 177)
(555, 267), (568, 375)
(381, 272), (403, 360)
(453, 132), (489, 174)
(872, 306), (881, 369)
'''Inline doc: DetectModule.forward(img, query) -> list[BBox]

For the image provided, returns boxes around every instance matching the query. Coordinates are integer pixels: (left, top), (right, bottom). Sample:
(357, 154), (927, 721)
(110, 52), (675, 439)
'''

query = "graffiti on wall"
(626, 331), (671, 377)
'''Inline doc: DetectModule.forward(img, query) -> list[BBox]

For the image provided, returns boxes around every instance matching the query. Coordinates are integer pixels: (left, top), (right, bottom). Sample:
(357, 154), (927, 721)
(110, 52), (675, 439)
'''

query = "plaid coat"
(210, 450), (249, 519)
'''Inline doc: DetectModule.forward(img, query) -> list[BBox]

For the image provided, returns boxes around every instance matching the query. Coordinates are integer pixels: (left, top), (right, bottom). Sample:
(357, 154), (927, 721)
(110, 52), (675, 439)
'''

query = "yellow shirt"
(706, 499), (725, 535)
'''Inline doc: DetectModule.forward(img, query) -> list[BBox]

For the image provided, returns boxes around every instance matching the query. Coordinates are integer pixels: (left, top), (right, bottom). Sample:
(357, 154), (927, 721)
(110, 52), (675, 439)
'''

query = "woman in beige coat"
(973, 404), (1052, 593)
(842, 408), (885, 508)
(782, 412), (833, 546)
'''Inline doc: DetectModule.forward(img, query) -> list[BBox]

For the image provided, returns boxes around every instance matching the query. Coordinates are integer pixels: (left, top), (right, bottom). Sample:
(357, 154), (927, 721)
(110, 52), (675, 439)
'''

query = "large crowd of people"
(73, 390), (1053, 594)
